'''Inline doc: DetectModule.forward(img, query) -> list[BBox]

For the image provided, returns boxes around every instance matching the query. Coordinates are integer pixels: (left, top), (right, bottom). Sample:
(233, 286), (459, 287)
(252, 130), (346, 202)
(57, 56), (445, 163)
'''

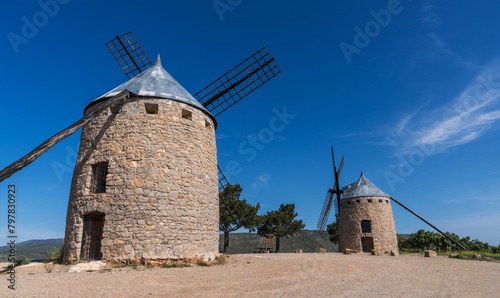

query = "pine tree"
(258, 203), (305, 252)
(219, 184), (260, 254)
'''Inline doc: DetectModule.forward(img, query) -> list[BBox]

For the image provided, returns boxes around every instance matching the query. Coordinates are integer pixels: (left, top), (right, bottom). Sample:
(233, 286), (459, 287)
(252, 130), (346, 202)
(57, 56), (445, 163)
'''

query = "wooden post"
(264, 234), (275, 253)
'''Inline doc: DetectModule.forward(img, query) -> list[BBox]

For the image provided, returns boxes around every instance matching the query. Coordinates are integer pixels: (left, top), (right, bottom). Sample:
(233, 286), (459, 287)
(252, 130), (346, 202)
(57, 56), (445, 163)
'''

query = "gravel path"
(2, 253), (499, 297)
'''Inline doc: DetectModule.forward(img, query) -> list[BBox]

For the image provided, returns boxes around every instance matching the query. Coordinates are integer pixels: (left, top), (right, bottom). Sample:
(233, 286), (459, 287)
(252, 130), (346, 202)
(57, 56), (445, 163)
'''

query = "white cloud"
(257, 174), (270, 183)
(252, 173), (271, 189)
(421, 3), (441, 27)
(387, 60), (500, 156)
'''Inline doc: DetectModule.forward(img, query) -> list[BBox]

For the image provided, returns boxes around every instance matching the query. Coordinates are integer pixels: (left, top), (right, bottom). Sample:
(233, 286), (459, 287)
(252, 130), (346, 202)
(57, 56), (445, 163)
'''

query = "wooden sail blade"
(194, 47), (281, 117)
(338, 155), (345, 174)
(106, 32), (152, 79)
(331, 146), (336, 172)
(317, 190), (336, 232)
(390, 196), (466, 251)
(0, 90), (132, 183)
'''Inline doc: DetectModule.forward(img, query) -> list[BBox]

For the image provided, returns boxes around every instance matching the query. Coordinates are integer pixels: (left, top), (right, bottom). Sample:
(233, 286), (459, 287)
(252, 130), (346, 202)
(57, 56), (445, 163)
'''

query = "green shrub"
(196, 260), (210, 267)
(15, 258), (30, 267)
(99, 269), (112, 273)
(48, 247), (63, 264)
(215, 255), (226, 265)
(162, 262), (191, 268)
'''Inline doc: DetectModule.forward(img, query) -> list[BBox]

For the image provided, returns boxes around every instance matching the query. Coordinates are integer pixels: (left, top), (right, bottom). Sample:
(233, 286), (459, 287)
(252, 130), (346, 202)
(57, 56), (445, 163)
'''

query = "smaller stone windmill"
(317, 146), (465, 252)
(339, 172), (397, 253)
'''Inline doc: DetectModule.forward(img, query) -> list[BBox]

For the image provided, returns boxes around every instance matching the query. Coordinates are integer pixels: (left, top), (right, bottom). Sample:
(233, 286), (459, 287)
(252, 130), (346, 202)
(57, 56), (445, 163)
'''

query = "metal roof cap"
(342, 172), (390, 199)
(86, 55), (216, 124)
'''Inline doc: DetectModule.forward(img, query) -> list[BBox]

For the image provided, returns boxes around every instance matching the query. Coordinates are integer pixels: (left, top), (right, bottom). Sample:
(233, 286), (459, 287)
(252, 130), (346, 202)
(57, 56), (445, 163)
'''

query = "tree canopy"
(219, 184), (260, 253)
(257, 203), (305, 252)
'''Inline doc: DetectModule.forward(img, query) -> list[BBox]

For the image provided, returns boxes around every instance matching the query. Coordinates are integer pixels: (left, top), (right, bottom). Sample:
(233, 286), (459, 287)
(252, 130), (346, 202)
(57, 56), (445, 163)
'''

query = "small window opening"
(91, 162), (108, 193)
(145, 103), (158, 114)
(379, 199), (383, 203)
(205, 120), (211, 130)
(368, 199), (373, 203)
(182, 109), (192, 120)
(347, 201), (351, 205)
(356, 199), (361, 203)
(110, 105), (122, 114)
(386, 200), (389, 203)
(361, 220), (371, 233)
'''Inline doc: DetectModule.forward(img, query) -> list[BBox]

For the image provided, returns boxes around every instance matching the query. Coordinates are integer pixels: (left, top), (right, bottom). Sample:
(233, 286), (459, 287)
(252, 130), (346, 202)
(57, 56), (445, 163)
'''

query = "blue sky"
(1, 0), (499, 245)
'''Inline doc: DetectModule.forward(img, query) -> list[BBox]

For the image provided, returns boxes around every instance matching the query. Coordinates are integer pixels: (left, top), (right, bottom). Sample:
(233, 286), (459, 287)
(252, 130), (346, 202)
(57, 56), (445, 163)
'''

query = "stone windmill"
(0, 32), (281, 263)
(317, 146), (465, 253)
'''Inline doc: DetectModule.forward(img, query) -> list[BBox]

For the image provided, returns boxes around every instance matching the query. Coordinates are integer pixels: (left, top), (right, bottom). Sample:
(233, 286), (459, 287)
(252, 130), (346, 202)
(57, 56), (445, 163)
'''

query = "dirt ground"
(2, 253), (500, 297)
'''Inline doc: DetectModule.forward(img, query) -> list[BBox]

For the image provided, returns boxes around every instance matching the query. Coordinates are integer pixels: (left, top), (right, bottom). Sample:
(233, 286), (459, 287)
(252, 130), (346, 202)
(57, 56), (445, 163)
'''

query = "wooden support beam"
(0, 90), (132, 183)
(390, 196), (466, 251)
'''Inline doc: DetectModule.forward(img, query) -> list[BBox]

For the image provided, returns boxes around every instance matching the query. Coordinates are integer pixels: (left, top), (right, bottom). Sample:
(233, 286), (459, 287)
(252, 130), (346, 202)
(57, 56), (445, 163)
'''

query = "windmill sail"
(317, 147), (344, 233)
(0, 90), (132, 183)
(317, 189), (337, 232)
(194, 47), (281, 117)
(106, 32), (153, 79)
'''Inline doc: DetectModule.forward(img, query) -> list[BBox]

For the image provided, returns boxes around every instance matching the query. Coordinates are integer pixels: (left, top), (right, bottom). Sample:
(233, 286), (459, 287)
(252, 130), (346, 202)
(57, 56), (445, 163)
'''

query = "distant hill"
(0, 231), (338, 261)
(0, 238), (64, 261)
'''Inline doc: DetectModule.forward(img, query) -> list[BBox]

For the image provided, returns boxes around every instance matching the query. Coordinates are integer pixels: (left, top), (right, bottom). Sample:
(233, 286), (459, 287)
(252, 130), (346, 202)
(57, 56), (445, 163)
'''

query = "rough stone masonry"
(63, 96), (219, 263)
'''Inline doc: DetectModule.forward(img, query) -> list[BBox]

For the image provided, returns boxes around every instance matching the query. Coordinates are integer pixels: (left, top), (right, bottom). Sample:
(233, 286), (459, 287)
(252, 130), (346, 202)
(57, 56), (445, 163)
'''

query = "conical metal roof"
(86, 55), (214, 121)
(342, 172), (390, 199)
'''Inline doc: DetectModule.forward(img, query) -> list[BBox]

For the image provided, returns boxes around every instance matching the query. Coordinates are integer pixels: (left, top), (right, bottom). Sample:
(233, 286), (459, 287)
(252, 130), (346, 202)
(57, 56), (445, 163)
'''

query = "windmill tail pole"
(0, 90), (132, 183)
(390, 197), (466, 251)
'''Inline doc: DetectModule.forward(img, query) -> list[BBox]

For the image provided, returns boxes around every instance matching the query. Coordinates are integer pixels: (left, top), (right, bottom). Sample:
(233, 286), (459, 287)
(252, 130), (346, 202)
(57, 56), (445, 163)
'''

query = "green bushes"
(398, 229), (497, 253)
(15, 258), (30, 267)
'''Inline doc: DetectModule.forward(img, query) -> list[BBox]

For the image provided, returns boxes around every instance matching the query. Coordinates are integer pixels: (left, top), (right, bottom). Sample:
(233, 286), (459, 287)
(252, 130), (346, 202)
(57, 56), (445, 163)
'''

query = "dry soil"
(2, 253), (500, 297)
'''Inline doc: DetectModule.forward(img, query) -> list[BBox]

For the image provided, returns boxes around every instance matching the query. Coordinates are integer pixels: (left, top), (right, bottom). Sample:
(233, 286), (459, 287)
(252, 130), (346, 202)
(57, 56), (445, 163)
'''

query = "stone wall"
(339, 196), (398, 253)
(63, 97), (218, 263)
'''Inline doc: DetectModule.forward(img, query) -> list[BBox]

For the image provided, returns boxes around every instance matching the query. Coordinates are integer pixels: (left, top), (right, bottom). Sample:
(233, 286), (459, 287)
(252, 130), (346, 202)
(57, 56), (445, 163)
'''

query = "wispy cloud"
(426, 32), (479, 70)
(386, 61), (500, 156)
(421, 3), (441, 27)
(420, 2), (479, 71)
(257, 174), (270, 183)
(252, 173), (270, 189)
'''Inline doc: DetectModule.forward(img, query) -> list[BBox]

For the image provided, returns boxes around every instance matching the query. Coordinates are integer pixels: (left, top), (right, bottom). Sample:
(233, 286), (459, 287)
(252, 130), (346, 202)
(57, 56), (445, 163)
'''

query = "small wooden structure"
(264, 234), (275, 253)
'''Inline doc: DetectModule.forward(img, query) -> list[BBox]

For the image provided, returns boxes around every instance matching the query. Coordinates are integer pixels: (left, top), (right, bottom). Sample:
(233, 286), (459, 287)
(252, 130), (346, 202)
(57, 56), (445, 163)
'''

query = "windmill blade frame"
(106, 32), (153, 79)
(317, 147), (345, 233)
(194, 47), (281, 117)
(317, 189), (336, 232)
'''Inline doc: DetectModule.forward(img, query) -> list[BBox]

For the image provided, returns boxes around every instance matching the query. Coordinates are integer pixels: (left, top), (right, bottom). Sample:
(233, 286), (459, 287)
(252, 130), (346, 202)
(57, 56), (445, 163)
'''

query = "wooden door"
(361, 237), (374, 253)
(80, 213), (105, 260)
